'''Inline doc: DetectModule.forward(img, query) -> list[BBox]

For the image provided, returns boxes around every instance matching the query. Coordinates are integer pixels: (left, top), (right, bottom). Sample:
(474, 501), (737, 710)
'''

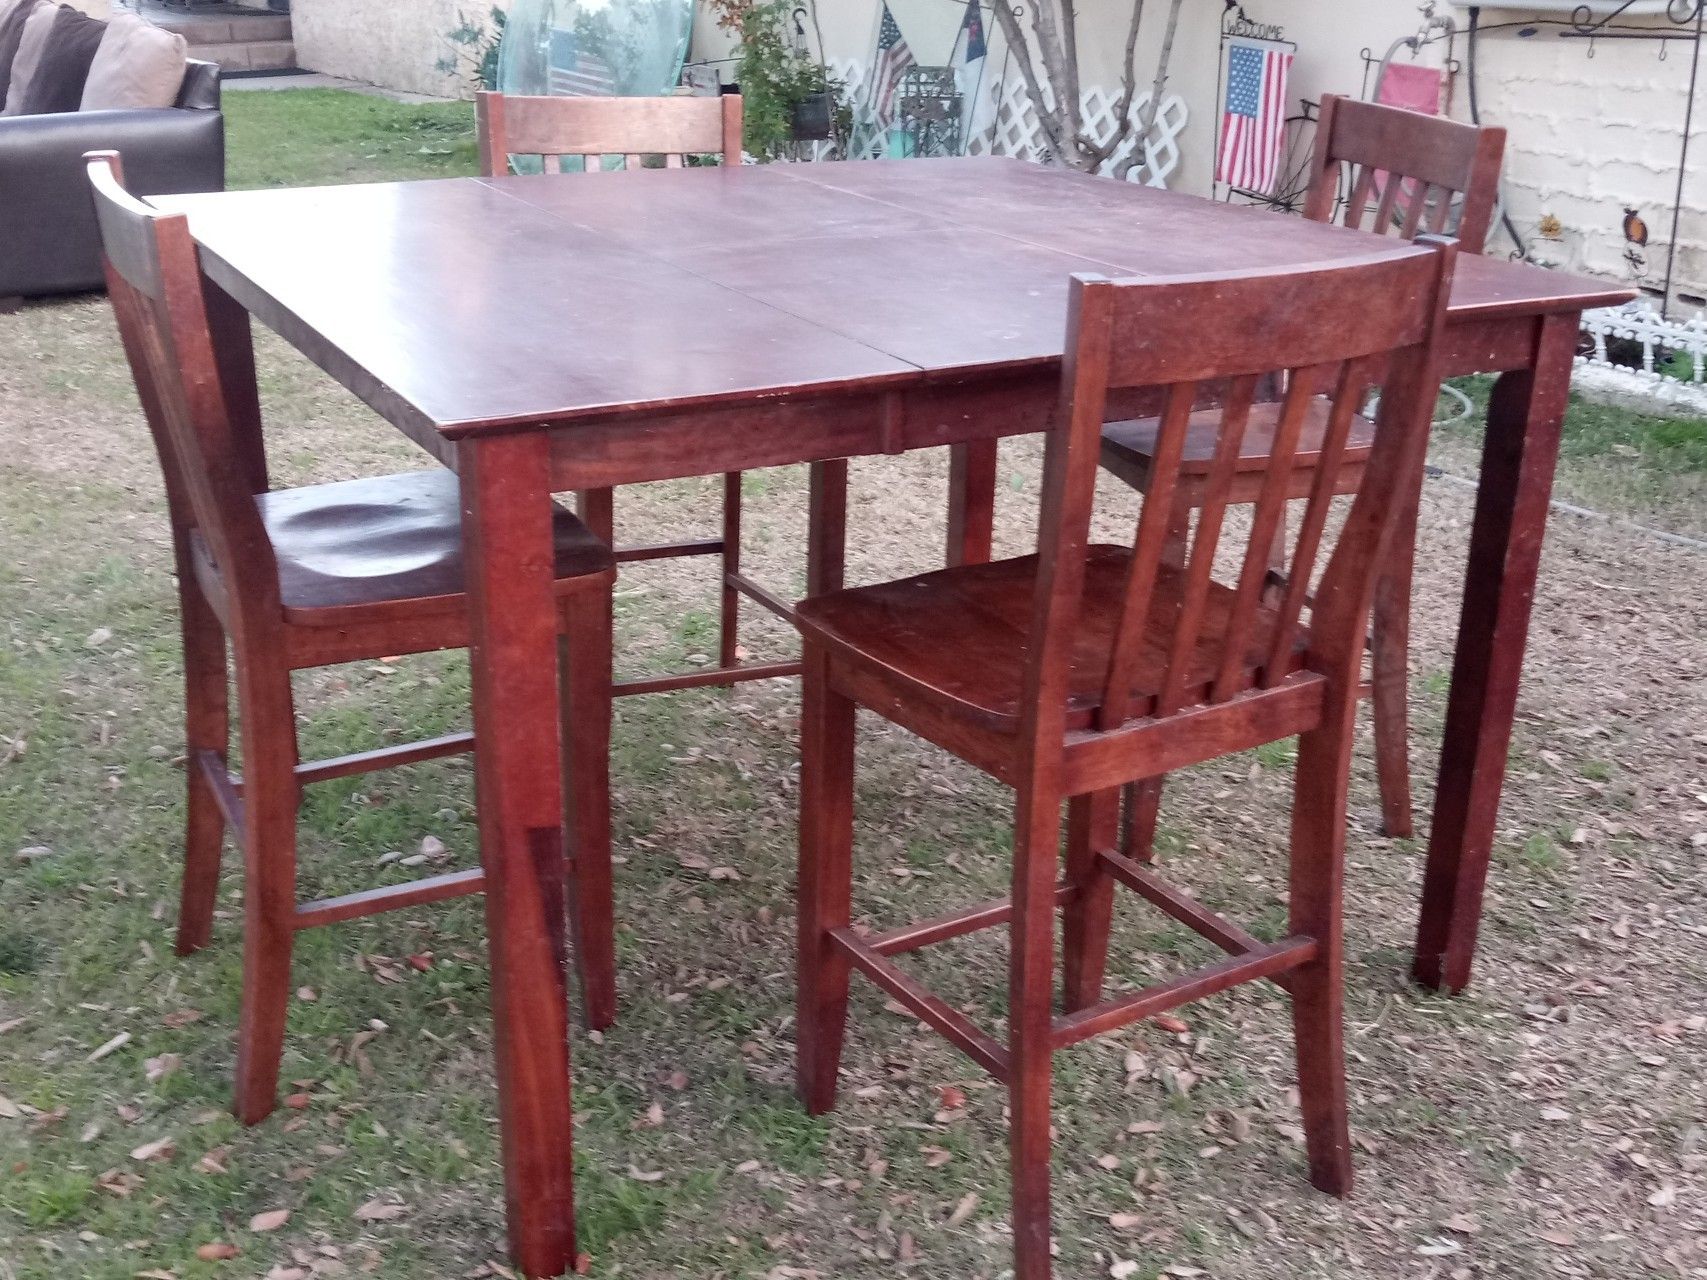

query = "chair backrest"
(1026, 239), (1456, 746)
(1302, 94), (1504, 255)
(476, 92), (743, 176)
(84, 150), (281, 625)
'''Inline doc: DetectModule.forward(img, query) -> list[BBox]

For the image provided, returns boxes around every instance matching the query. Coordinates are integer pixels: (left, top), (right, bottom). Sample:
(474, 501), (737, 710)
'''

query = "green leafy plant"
(708, 0), (850, 160)
(440, 5), (507, 93)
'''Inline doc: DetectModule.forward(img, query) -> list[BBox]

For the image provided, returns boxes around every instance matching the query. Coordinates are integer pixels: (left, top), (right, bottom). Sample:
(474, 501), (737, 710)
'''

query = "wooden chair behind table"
(795, 239), (1456, 1279)
(85, 150), (620, 1124)
(1100, 94), (1504, 861)
(477, 90), (834, 694)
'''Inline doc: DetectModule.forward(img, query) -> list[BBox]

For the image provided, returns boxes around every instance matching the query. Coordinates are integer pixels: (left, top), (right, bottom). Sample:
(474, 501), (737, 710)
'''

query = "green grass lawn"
(2, 88), (1704, 1280)
(224, 89), (478, 190)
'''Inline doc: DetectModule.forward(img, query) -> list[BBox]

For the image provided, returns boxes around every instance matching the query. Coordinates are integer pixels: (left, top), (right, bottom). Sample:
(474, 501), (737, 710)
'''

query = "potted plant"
(709, 0), (848, 158)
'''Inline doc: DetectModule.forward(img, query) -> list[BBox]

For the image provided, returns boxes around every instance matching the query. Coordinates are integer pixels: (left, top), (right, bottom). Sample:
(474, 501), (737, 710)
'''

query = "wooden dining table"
(156, 155), (1632, 1276)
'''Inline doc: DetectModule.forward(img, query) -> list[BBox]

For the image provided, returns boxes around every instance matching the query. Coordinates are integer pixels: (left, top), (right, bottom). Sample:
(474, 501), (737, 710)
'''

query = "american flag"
(1216, 37), (1292, 195)
(548, 28), (617, 97)
(870, 3), (916, 127)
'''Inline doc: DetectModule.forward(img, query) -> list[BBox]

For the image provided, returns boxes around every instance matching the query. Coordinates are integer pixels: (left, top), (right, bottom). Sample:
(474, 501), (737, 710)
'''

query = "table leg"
(807, 459), (848, 595)
(946, 440), (999, 566)
(1412, 313), (1577, 994)
(462, 435), (578, 1276)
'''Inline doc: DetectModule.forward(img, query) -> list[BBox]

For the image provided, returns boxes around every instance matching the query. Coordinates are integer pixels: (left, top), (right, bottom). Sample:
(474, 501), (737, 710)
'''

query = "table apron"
(532, 377), (1200, 491)
(1441, 314), (1541, 380)
(540, 373), (1057, 490)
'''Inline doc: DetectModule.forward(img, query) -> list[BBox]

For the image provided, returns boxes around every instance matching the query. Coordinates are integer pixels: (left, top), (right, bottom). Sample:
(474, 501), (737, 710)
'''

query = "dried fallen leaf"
(627, 1166), (664, 1183)
(936, 1084), (967, 1111)
(353, 1198), (410, 1222)
(130, 1135), (176, 1163)
(1152, 1014), (1189, 1035)
(196, 1242), (241, 1261)
(283, 1094), (311, 1111)
(249, 1208), (291, 1233)
(162, 1009), (203, 1029)
(0, 1094), (19, 1119)
(144, 1054), (182, 1084)
(1108, 1212), (1143, 1230)
(95, 1168), (141, 1197)
(1441, 1214), (1480, 1235)
(196, 1146), (231, 1175)
(1110, 1263), (1140, 1279)
(945, 1192), (979, 1227)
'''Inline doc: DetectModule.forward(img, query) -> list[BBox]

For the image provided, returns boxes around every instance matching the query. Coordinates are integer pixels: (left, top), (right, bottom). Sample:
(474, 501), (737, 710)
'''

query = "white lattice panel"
(1580, 301), (1707, 384)
(804, 58), (1188, 188)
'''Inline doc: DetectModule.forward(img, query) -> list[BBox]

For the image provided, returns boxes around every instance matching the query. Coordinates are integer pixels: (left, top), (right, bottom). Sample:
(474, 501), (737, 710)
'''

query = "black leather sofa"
(0, 57), (223, 307)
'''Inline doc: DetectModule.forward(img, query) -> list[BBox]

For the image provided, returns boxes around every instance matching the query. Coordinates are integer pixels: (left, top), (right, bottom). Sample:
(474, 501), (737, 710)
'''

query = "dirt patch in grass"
(2, 291), (1704, 1280)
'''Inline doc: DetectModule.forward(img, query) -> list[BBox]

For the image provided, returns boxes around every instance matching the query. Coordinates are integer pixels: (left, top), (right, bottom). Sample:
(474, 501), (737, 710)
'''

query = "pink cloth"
(1377, 61), (1443, 116)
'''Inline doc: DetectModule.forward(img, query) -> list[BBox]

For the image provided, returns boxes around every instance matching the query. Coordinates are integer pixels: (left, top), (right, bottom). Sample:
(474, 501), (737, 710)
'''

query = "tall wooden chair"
(86, 151), (620, 1125)
(1100, 96), (1504, 859)
(477, 91), (829, 690)
(795, 241), (1456, 1279)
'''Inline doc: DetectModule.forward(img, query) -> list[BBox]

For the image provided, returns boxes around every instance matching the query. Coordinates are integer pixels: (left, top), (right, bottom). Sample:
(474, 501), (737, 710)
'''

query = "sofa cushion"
(0, 0), (43, 107)
(80, 14), (185, 111)
(3, 2), (105, 117)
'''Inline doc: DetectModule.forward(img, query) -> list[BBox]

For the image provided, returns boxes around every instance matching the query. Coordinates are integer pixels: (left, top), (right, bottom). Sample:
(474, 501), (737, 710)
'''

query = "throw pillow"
(3, 2), (106, 116)
(80, 13), (185, 110)
(0, 0), (43, 107)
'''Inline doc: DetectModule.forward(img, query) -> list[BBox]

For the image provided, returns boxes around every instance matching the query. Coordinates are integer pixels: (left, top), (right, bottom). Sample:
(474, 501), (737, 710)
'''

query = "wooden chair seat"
(796, 546), (1305, 734)
(189, 469), (614, 628)
(1100, 398), (1376, 500)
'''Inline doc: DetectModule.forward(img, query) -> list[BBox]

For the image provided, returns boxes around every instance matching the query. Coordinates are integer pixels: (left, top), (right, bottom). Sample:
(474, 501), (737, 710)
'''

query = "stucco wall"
(291, 0), (493, 98)
(1463, 20), (1704, 302)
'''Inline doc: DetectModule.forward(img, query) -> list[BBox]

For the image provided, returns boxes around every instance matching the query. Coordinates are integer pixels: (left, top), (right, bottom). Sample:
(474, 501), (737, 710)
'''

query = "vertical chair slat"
(1371, 173), (1402, 236)
(1211, 363), (1327, 703)
(1398, 178), (1430, 240)
(1425, 182), (1454, 235)
(1261, 356), (1379, 685)
(1097, 380), (1198, 730)
(1156, 374), (1257, 715)
(1344, 165), (1376, 231)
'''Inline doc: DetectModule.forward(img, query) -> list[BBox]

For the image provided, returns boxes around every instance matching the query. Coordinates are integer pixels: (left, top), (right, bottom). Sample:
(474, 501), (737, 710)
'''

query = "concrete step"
(148, 11), (291, 44)
(141, 3), (294, 73)
(196, 38), (297, 72)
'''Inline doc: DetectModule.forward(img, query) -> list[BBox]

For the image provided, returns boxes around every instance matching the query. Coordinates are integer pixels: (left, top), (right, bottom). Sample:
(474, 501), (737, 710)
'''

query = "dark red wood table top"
(158, 156), (1632, 441)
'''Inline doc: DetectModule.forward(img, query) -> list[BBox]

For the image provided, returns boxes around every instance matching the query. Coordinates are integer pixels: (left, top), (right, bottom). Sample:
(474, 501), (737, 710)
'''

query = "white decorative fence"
(812, 57), (1189, 189)
(1578, 301), (1707, 384)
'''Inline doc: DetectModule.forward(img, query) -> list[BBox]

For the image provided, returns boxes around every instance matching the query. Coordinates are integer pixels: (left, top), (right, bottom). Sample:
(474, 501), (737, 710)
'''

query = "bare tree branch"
(1119, 0), (1186, 181)
(992, 0), (1190, 175)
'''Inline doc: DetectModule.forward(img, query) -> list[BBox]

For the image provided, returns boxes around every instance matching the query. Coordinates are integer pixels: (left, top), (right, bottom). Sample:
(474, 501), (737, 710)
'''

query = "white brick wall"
(1468, 27), (1706, 302)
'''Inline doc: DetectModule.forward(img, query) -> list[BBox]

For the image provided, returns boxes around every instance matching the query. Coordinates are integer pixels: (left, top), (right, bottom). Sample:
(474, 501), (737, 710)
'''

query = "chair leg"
(1119, 777), (1165, 863)
(719, 472), (742, 669)
(1287, 719), (1354, 1197)
(1371, 479), (1418, 839)
(232, 659), (300, 1126)
(175, 577), (230, 956)
(795, 644), (856, 1116)
(561, 589), (617, 1031)
(1061, 788), (1118, 1012)
(1009, 780), (1062, 1279)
